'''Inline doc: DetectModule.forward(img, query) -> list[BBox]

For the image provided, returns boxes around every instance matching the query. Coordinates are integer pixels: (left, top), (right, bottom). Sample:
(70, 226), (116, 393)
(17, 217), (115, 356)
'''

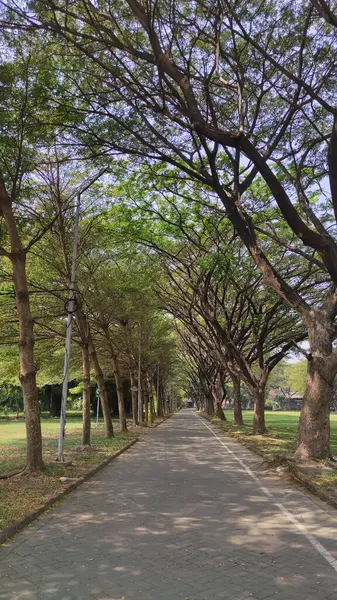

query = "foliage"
(1, 0), (337, 460)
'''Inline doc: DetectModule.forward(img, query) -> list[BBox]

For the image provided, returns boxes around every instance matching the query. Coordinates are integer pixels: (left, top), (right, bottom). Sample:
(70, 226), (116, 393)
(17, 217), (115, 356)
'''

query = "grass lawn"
(0, 417), (138, 534)
(206, 410), (337, 495)
(216, 410), (337, 458)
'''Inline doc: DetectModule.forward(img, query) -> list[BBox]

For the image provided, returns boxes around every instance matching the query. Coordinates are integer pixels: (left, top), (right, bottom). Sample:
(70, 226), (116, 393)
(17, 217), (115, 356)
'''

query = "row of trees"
(0, 128), (180, 471)
(113, 194), (307, 428)
(1, 0), (337, 465)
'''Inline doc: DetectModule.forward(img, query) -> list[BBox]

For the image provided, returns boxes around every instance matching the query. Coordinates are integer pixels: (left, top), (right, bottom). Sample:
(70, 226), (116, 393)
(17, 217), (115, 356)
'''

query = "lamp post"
(137, 322), (142, 425)
(57, 169), (106, 461)
(95, 388), (100, 430)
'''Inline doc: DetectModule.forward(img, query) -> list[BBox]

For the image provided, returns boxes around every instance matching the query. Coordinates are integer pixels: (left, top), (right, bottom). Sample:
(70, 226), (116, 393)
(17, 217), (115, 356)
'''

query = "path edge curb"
(288, 462), (337, 510)
(0, 437), (138, 546)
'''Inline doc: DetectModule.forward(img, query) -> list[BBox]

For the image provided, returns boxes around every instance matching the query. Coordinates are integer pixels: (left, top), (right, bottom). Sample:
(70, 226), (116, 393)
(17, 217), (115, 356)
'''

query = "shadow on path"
(1, 410), (337, 600)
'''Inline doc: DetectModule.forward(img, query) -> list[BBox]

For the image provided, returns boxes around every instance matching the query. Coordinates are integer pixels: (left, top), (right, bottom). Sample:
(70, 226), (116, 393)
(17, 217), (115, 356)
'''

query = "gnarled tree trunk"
(295, 312), (336, 460)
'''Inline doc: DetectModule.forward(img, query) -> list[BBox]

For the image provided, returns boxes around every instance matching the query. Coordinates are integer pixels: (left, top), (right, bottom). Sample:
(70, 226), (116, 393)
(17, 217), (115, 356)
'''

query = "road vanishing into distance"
(1, 410), (337, 599)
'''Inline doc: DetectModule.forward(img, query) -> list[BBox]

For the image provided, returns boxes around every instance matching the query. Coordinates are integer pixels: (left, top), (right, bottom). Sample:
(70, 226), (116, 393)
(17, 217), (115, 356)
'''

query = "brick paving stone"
(1, 410), (337, 599)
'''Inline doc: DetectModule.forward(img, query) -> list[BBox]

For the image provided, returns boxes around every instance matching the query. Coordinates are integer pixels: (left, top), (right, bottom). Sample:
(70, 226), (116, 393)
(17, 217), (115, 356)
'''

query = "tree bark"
(89, 336), (114, 438)
(75, 311), (91, 446)
(214, 398), (226, 420)
(139, 383), (144, 423)
(111, 354), (128, 433)
(253, 388), (267, 434)
(211, 376), (226, 420)
(164, 393), (169, 415)
(143, 377), (149, 424)
(157, 377), (164, 417)
(232, 377), (244, 426)
(3, 196), (43, 471)
(148, 380), (155, 423)
(296, 371), (332, 460)
(295, 312), (336, 460)
(81, 342), (91, 446)
(129, 369), (138, 426)
(205, 395), (214, 416)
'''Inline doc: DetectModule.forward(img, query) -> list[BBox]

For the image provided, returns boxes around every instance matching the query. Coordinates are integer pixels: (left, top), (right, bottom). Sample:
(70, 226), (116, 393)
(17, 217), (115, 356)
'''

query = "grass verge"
(201, 410), (337, 501)
(0, 417), (141, 536)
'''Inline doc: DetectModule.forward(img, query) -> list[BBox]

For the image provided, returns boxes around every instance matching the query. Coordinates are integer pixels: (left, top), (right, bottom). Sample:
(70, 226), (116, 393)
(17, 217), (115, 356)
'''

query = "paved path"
(2, 411), (337, 600)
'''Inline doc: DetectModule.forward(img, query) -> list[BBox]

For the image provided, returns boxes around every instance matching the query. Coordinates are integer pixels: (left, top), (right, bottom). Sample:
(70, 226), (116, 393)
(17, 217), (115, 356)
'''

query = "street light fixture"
(57, 169), (107, 461)
(137, 322), (142, 425)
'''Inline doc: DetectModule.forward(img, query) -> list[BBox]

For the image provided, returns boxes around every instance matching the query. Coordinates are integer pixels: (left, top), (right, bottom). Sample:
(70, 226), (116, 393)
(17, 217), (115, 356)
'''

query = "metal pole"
(56, 169), (107, 461)
(57, 192), (81, 461)
(96, 395), (100, 430)
(137, 323), (142, 424)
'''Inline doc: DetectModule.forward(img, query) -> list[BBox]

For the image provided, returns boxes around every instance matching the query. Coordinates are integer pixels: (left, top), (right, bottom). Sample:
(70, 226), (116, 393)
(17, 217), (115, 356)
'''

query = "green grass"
(0, 417), (127, 474)
(211, 410), (337, 457)
(0, 417), (138, 533)
(207, 410), (337, 493)
(0, 410), (84, 420)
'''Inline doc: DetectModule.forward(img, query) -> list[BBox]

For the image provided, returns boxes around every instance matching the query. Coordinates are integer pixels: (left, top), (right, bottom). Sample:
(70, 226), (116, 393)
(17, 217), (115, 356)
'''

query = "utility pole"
(96, 388), (100, 430)
(57, 191), (80, 461)
(57, 170), (106, 461)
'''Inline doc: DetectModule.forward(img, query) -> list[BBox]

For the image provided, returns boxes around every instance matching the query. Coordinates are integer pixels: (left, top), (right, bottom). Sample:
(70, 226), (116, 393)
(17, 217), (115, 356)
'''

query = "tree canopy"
(1, 0), (337, 468)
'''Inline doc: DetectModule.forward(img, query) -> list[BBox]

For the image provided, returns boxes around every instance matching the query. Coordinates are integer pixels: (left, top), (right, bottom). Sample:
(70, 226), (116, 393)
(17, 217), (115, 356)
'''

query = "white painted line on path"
(194, 413), (337, 573)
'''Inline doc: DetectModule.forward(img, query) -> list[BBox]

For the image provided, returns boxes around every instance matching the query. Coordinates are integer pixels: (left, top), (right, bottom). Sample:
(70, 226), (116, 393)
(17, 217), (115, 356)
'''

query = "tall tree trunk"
(212, 377), (226, 420)
(138, 383), (144, 423)
(253, 388), (266, 434)
(167, 391), (171, 414)
(143, 377), (149, 424)
(205, 395), (214, 416)
(89, 336), (114, 438)
(81, 342), (91, 446)
(295, 313), (336, 460)
(111, 354), (128, 433)
(157, 376), (164, 417)
(232, 376), (244, 426)
(164, 392), (169, 415)
(6, 206), (43, 471)
(148, 380), (154, 423)
(296, 369), (332, 460)
(214, 397), (226, 420)
(75, 311), (91, 446)
(129, 369), (138, 426)
(102, 328), (128, 433)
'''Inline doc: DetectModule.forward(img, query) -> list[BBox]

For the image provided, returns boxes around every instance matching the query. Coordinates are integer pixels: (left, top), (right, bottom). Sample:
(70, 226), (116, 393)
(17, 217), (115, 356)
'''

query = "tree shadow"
(0, 411), (337, 600)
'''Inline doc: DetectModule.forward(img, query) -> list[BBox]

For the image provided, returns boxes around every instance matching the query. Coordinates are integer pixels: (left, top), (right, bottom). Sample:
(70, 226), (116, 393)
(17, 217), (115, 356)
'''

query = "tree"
(131, 200), (306, 431)
(0, 33), (65, 471)
(8, 0), (337, 458)
(288, 361), (308, 398)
